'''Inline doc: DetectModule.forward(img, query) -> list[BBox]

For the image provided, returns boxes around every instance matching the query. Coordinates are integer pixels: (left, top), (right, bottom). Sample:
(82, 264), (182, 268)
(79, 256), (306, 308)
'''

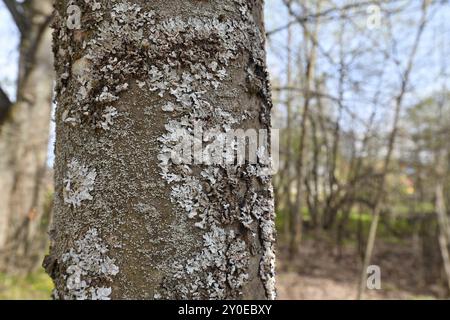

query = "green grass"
(0, 268), (53, 300)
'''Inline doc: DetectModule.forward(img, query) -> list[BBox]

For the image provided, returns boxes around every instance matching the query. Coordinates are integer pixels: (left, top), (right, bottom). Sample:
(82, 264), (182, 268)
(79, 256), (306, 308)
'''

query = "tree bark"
(435, 182), (450, 291)
(45, 0), (276, 300)
(0, 0), (54, 273)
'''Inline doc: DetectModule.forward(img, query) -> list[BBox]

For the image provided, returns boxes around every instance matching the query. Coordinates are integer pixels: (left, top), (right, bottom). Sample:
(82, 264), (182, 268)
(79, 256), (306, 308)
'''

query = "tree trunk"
(435, 182), (450, 291)
(45, 0), (276, 300)
(0, 0), (54, 273)
(284, 0), (321, 259)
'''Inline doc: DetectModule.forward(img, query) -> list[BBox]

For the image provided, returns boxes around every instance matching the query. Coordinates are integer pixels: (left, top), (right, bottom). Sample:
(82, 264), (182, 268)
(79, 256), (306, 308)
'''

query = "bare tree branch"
(267, 0), (401, 37)
(2, 0), (28, 34)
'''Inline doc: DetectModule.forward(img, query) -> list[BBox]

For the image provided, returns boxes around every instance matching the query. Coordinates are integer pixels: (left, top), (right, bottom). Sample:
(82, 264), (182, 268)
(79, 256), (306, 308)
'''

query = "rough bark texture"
(45, 0), (276, 300)
(0, 0), (54, 273)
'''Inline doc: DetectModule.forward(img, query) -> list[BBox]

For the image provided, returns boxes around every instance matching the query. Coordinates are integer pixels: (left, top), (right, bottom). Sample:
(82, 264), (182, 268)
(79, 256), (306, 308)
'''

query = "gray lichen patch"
(60, 228), (119, 300)
(63, 158), (97, 207)
(99, 106), (118, 130)
(258, 192), (277, 300)
(157, 226), (250, 299)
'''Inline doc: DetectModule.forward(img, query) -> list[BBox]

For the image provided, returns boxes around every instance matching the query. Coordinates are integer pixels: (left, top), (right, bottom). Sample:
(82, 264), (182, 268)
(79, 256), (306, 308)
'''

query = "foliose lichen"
(63, 158), (97, 208)
(61, 228), (119, 300)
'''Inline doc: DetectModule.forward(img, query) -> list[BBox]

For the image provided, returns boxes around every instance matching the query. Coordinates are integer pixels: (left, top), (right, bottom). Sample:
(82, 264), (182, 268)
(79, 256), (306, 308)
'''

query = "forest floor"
(276, 236), (445, 300)
(0, 269), (52, 300)
(0, 236), (446, 300)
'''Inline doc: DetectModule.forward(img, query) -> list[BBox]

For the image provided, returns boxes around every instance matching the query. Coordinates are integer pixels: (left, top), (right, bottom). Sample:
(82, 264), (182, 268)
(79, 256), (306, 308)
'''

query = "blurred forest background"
(1, 0), (450, 299)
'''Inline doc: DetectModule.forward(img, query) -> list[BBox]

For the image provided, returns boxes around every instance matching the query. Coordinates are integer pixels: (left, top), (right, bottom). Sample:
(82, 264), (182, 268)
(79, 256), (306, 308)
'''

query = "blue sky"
(0, 1), (19, 100)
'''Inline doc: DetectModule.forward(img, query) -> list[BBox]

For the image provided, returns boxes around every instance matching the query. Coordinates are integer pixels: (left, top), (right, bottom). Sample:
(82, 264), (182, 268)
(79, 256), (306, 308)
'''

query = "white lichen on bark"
(64, 159), (97, 207)
(162, 226), (250, 299)
(60, 228), (119, 300)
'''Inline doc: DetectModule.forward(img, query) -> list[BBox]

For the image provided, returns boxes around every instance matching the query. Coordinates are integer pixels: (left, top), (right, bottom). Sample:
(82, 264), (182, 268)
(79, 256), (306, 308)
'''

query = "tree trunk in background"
(45, 0), (276, 300)
(0, 0), (54, 273)
(435, 182), (450, 291)
(357, 1), (428, 299)
(434, 96), (450, 291)
(287, 0), (321, 259)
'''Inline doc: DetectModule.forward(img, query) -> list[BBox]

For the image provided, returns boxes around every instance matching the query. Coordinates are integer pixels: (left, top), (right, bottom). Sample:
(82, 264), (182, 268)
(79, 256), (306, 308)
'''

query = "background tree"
(0, 0), (54, 273)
